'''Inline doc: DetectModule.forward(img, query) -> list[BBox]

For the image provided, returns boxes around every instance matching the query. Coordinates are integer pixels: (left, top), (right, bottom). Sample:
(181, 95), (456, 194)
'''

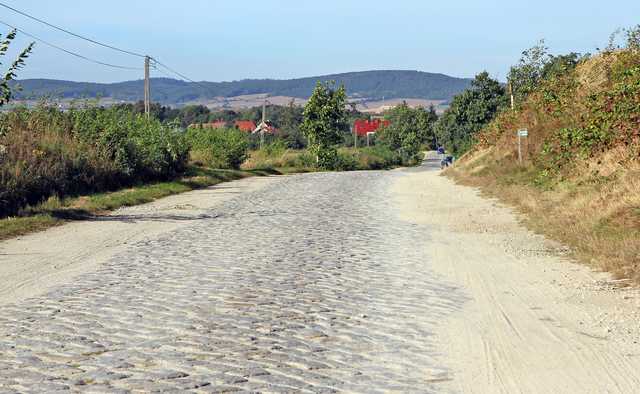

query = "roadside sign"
(517, 129), (528, 164)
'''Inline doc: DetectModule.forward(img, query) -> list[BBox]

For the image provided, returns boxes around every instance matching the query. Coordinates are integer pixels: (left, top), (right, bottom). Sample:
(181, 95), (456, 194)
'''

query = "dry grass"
(449, 49), (640, 282)
(447, 148), (640, 283)
(242, 149), (316, 172)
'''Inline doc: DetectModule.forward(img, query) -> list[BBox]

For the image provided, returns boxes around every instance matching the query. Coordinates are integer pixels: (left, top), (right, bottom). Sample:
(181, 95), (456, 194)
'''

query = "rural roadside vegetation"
(439, 26), (640, 283)
(0, 30), (437, 239)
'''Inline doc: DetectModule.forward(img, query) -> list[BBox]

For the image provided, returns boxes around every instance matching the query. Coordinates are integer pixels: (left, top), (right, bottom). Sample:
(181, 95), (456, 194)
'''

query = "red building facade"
(353, 119), (390, 137)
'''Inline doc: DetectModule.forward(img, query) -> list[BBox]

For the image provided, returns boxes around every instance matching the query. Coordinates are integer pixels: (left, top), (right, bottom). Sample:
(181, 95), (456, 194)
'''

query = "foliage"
(0, 105), (188, 217)
(378, 102), (437, 162)
(1, 30), (34, 107)
(242, 148), (316, 171)
(348, 145), (403, 170)
(626, 25), (640, 51)
(541, 53), (586, 80)
(435, 72), (507, 154)
(508, 40), (551, 105)
(186, 127), (249, 169)
(69, 106), (188, 178)
(606, 25), (640, 52)
(301, 82), (348, 168)
(541, 52), (640, 169)
(277, 100), (307, 149)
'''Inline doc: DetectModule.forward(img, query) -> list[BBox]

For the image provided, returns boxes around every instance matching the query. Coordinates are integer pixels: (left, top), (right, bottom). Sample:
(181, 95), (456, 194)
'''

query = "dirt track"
(1, 159), (639, 392)
(393, 157), (640, 393)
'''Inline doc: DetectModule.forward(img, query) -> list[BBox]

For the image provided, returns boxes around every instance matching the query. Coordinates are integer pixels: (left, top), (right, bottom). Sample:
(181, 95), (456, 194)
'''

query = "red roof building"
(234, 120), (257, 132)
(353, 119), (390, 136)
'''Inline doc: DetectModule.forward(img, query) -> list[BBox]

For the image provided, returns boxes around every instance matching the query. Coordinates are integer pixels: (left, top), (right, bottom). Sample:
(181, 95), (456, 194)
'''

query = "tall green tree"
(301, 82), (347, 167)
(508, 40), (550, 105)
(280, 99), (306, 149)
(1, 30), (34, 107)
(435, 72), (507, 154)
(416, 105), (438, 147)
(379, 102), (437, 161)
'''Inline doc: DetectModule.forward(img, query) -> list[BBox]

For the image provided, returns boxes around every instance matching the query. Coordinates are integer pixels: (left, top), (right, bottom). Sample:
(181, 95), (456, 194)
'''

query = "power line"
(150, 63), (178, 80)
(0, 19), (142, 70)
(152, 59), (203, 85)
(152, 58), (211, 93)
(0, 1), (146, 58)
(0, 4), (211, 103)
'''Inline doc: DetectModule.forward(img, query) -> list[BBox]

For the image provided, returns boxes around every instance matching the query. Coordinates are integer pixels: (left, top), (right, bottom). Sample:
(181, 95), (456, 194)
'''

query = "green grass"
(0, 165), (282, 241)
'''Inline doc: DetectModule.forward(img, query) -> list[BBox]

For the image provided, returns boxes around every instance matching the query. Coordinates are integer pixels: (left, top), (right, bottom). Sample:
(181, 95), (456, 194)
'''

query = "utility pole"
(508, 79), (514, 110)
(144, 56), (151, 118)
(353, 125), (357, 148)
(260, 100), (266, 150)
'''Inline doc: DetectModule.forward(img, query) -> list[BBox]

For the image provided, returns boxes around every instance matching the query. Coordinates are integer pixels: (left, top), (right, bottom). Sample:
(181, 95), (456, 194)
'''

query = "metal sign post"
(517, 129), (528, 164)
(366, 132), (375, 147)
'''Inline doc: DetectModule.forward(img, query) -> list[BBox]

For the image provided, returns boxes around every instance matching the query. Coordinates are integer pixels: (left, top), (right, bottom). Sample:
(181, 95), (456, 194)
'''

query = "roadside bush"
(186, 127), (249, 169)
(333, 150), (359, 171)
(70, 106), (188, 179)
(356, 145), (403, 169)
(0, 105), (189, 217)
(242, 146), (315, 170)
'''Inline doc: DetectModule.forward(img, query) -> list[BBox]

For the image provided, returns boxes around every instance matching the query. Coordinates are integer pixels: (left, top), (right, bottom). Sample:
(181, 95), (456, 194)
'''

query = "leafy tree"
(508, 40), (550, 105)
(378, 102), (437, 161)
(279, 99), (306, 148)
(176, 105), (211, 128)
(417, 105), (438, 147)
(435, 72), (507, 154)
(301, 82), (348, 167)
(541, 53), (585, 80)
(1, 30), (34, 107)
(626, 25), (640, 51)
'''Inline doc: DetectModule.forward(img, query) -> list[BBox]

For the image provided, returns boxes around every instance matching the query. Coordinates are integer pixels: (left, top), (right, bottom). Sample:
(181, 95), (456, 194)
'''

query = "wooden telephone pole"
(508, 79), (515, 110)
(260, 101), (266, 149)
(144, 56), (151, 118)
(353, 125), (357, 148)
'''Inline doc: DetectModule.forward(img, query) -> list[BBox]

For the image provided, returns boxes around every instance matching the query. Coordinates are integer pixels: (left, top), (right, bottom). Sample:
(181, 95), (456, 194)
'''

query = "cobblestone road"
(0, 170), (464, 393)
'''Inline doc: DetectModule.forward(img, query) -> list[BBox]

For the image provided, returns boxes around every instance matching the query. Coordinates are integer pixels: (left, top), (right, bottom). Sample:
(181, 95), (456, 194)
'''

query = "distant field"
(11, 70), (470, 108)
(11, 94), (448, 113)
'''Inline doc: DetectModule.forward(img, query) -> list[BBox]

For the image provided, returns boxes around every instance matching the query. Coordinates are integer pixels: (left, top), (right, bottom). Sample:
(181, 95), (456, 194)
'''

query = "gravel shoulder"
(392, 164), (640, 393)
(0, 176), (279, 306)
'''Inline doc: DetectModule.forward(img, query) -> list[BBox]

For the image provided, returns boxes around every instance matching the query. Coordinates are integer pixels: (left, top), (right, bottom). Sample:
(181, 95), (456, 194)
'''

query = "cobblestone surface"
(0, 170), (464, 393)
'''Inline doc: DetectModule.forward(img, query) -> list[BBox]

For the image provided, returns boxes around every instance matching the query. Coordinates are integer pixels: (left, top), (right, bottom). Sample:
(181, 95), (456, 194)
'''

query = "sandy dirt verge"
(0, 176), (280, 306)
(392, 166), (640, 393)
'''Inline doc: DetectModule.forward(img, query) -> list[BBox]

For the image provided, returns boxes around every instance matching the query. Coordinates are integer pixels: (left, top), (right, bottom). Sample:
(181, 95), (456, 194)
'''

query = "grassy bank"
(447, 157), (640, 283)
(242, 145), (405, 172)
(448, 49), (640, 283)
(0, 166), (277, 241)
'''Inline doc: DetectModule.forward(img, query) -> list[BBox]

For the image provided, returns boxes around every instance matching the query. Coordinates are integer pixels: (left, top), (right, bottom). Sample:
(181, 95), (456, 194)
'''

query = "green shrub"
(356, 145), (403, 169)
(0, 105), (189, 217)
(186, 127), (249, 169)
(333, 150), (359, 171)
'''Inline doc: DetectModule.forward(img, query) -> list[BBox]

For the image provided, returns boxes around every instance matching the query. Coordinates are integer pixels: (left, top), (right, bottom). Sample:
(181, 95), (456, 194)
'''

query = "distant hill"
(12, 70), (471, 106)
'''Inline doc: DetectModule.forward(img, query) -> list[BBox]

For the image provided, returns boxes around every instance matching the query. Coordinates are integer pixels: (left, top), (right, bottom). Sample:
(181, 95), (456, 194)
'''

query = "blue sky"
(3, 0), (639, 83)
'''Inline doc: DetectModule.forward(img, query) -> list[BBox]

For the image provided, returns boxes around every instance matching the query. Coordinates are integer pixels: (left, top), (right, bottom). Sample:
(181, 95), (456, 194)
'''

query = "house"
(353, 119), (390, 136)
(234, 120), (257, 133)
(253, 120), (278, 135)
